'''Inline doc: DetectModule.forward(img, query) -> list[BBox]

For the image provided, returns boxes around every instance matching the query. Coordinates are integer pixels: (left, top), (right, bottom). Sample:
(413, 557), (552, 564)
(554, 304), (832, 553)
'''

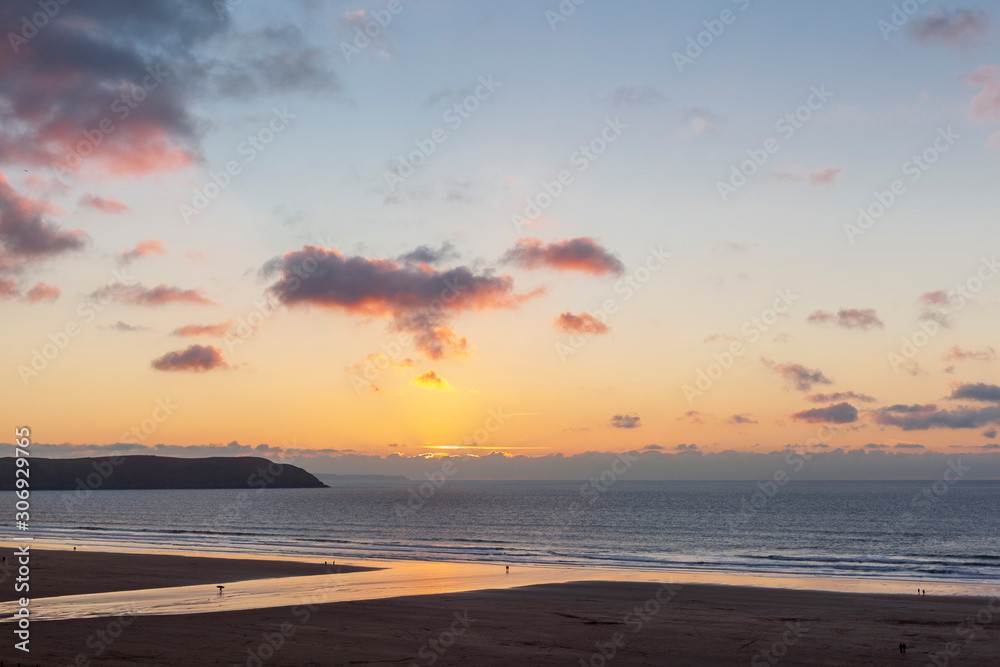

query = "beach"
(9, 549), (999, 666)
(0, 548), (374, 601)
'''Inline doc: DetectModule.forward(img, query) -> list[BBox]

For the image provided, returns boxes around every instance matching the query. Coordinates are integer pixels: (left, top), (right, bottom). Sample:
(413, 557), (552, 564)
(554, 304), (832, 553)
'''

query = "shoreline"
(0, 540), (1000, 602)
(2, 547), (998, 625)
(3, 544), (996, 600)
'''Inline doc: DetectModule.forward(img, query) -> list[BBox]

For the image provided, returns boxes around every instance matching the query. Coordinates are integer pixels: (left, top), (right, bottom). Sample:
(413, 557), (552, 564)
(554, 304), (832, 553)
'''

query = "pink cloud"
(968, 66), (1000, 144)
(0, 277), (18, 299)
(92, 283), (216, 307)
(773, 166), (841, 185)
(79, 194), (130, 214)
(808, 167), (842, 185)
(25, 282), (60, 303)
(120, 239), (166, 264)
(172, 321), (235, 338)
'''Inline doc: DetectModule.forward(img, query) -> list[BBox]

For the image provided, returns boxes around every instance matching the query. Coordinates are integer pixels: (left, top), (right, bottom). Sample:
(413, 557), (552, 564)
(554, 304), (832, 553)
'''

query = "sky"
(2, 0), (1000, 478)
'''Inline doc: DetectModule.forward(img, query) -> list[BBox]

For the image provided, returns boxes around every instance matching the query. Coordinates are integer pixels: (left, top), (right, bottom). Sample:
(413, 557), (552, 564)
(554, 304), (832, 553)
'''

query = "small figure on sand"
(898, 642), (906, 653)
(505, 565), (509, 574)
(217, 585), (225, 595)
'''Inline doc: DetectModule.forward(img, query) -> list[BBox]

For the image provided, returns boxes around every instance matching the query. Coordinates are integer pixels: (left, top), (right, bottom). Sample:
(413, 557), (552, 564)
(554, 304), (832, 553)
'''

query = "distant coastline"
(0, 455), (327, 491)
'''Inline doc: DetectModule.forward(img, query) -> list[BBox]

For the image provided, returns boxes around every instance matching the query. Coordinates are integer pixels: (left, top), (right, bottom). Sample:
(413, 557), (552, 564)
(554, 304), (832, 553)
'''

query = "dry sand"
(9, 550), (1000, 666)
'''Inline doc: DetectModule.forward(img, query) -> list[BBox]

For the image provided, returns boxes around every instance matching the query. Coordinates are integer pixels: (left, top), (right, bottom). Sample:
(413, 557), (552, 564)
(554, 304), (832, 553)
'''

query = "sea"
(16, 480), (1000, 585)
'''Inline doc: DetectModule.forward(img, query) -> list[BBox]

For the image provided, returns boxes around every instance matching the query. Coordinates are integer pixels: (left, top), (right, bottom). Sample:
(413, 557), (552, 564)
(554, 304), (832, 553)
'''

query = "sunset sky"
(2, 0), (1000, 471)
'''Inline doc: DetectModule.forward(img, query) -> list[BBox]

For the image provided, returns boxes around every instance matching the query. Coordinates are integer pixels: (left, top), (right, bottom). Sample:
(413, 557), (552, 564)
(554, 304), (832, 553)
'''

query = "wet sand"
(7, 549), (999, 665)
(0, 547), (374, 601)
(22, 581), (999, 666)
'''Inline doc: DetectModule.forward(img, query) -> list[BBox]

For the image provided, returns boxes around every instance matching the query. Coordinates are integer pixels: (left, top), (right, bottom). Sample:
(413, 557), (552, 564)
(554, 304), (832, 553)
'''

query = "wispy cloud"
(761, 358), (833, 391)
(806, 308), (884, 331)
(120, 240), (166, 265)
(79, 194), (129, 214)
(93, 283), (216, 307)
(910, 9), (989, 46)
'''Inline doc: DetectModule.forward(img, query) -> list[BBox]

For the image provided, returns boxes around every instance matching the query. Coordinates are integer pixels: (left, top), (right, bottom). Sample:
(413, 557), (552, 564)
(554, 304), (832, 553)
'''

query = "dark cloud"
(872, 403), (1000, 431)
(919, 309), (952, 328)
(553, 312), (610, 335)
(806, 308), (884, 330)
(0, 172), (87, 268)
(267, 245), (539, 359)
(791, 402), (859, 424)
(984, 429), (998, 439)
(917, 291), (955, 328)
(682, 107), (718, 133)
(502, 237), (624, 276)
(205, 26), (338, 99)
(678, 410), (710, 425)
(882, 404), (936, 413)
(607, 85), (666, 108)
(0, 1), (336, 179)
(0, 1), (212, 175)
(151, 344), (227, 372)
(949, 382), (1000, 402)
(761, 358), (832, 391)
(894, 443), (925, 449)
(727, 414), (758, 425)
(675, 443), (700, 452)
(865, 443), (888, 449)
(644, 444), (664, 451)
(610, 414), (641, 429)
(397, 242), (460, 266)
(92, 283), (216, 306)
(806, 391), (876, 404)
(909, 8), (989, 45)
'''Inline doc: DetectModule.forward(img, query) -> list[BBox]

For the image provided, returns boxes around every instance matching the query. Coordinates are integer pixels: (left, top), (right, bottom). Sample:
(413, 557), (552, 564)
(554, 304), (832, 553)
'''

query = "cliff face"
(0, 456), (328, 491)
